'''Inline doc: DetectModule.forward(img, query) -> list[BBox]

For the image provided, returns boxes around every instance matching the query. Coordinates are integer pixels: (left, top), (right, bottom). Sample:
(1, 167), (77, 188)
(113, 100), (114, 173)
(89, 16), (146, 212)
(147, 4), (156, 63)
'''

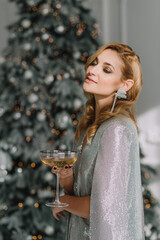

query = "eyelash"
(90, 61), (111, 73)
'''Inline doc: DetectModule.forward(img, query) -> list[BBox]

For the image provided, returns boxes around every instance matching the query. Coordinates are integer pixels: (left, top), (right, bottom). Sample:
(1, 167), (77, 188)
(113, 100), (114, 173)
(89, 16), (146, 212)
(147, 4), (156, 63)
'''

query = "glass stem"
(55, 172), (60, 203)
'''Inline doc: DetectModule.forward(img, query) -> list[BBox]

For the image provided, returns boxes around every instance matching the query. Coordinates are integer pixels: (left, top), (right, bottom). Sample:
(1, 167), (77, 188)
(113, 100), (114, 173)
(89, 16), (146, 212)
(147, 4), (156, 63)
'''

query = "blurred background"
(0, 0), (160, 239)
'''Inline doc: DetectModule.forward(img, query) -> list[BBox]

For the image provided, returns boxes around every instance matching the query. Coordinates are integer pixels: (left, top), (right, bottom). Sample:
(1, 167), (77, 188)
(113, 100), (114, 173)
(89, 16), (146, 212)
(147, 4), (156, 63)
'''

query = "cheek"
(99, 75), (114, 88)
(98, 75), (121, 94)
(100, 74), (121, 87)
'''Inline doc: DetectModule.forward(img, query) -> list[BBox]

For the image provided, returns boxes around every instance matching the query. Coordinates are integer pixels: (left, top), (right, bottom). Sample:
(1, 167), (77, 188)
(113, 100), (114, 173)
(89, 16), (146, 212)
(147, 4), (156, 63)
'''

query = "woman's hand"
(52, 196), (68, 221)
(51, 165), (73, 179)
(52, 195), (90, 220)
(52, 208), (66, 221)
(51, 165), (74, 194)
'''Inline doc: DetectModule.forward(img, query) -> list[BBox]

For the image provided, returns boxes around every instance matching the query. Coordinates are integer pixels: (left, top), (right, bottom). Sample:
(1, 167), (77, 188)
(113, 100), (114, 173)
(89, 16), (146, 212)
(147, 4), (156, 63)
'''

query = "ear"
(122, 79), (134, 92)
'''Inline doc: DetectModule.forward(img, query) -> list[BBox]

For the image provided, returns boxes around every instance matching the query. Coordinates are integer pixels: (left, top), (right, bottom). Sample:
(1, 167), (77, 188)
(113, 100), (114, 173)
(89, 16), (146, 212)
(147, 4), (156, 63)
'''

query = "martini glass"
(40, 150), (77, 207)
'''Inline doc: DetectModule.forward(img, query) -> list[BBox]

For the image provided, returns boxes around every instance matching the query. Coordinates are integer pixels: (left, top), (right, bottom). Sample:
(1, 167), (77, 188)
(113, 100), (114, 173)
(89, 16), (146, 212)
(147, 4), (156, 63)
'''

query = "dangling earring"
(110, 88), (127, 113)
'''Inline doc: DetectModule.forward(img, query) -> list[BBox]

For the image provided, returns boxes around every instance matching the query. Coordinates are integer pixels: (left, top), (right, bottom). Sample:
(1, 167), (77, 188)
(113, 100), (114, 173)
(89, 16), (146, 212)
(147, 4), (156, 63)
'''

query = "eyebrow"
(95, 57), (115, 71)
(103, 62), (115, 70)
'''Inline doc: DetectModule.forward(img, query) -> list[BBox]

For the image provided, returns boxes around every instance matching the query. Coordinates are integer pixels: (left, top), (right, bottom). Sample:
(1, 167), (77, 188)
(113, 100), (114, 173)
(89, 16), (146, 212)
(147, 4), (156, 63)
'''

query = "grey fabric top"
(65, 117), (145, 240)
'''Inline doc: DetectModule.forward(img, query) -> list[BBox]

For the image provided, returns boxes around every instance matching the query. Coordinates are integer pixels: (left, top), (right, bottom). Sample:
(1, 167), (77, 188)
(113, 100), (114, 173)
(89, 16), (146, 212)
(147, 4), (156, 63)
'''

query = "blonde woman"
(51, 42), (145, 240)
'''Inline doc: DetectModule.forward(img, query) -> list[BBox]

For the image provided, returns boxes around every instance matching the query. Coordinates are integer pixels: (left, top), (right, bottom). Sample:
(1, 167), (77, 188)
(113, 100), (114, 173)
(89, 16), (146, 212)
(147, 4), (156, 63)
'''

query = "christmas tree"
(140, 148), (160, 240)
(0, 0), (100, 239)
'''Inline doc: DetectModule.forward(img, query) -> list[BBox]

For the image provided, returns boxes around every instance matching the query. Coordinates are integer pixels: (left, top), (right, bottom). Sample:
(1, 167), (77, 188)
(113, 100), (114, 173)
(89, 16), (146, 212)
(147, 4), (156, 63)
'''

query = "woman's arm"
(90, 119), (145, 239)
(59, 175), (74, 195)
(52, 195), (90, 220)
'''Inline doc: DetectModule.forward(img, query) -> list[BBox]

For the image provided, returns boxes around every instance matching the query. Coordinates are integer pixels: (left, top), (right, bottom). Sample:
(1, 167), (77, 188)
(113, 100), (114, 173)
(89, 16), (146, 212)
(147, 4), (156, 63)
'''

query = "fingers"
(54, 213), (60, 221)
(52, 208), (60, 221)
(51, 165), (73, 176)
(58, 212), (65, 218)
(64, 165), (73, 169)
(51, 167), (58, 174)
(52, 211), (65, 221)
(60, 165), (73, 179)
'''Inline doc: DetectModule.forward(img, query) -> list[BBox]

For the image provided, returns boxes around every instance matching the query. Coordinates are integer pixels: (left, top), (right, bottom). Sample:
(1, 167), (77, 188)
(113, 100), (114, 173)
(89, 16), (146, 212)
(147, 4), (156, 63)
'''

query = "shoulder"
(100, 117), (138, 140)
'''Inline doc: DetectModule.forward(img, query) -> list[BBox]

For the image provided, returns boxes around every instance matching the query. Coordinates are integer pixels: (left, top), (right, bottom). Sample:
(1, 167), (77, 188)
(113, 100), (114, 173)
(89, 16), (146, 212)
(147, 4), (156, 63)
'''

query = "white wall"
(121, 0), (160, 114)
(121, 0), (160, 200)
(90, 0), (121, 43)
(0, 0), (18, 54)
(91, 0), (160, 200)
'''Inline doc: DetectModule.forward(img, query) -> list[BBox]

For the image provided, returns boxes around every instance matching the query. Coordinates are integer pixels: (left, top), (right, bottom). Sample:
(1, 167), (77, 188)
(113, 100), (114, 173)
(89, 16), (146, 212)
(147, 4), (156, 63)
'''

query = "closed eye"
(103, 68), (111, 73)
(89, 58), (112, 73)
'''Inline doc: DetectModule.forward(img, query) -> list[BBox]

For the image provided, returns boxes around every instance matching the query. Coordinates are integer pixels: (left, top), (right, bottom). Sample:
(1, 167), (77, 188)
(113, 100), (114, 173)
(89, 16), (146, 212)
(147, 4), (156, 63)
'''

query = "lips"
(85, 77), (97, 84)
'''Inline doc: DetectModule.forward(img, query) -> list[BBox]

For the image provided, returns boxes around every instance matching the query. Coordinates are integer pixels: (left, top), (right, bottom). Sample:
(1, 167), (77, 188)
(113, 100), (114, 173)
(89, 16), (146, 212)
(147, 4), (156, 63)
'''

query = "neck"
(94, 94), (114, 121)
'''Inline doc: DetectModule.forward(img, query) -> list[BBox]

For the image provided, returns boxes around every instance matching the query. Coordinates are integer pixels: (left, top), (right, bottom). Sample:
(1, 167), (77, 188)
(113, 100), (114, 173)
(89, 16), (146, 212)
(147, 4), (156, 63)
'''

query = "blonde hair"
(75, 42), (143, 144)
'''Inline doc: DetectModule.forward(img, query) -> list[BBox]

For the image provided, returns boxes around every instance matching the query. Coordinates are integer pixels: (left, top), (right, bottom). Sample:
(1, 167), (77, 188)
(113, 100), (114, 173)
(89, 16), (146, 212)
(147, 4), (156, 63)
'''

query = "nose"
(88, 64), (100, 76)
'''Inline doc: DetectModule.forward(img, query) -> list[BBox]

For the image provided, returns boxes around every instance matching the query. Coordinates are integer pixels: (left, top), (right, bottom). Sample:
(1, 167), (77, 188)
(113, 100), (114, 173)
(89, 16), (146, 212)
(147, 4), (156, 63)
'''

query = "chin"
(83, 84), (93, 94)
(83, 81), (94, 89)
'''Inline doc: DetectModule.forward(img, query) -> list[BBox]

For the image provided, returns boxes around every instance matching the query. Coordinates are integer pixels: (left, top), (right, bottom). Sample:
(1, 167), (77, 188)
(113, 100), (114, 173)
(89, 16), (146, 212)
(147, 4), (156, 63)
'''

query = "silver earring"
(110, 88), (127, 113)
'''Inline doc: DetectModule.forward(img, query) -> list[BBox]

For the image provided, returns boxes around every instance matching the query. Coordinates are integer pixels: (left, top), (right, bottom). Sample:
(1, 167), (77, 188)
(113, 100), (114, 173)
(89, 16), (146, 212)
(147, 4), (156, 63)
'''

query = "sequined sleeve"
(90, 120), (145, 240)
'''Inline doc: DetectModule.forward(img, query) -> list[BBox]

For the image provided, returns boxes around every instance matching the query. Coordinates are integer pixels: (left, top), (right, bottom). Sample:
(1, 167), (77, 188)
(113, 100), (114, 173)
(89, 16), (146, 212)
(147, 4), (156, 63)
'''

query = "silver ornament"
(9, 77), (16, 83)
(59, 143), (67, 150)
(21, 19), (31, 28)
(0, 141), (9, 150)
(5, 174), (12, 182)
(25, 196), (34, 206)
(55, 111), (72, 130)
(44, 74), (54, 85)
(45, 226), (54, 235)
(55, 25), (65, 33)
(0, 150), (12, 170)
(13, 112), (21, 120)
(73, 51), (81, 59)
(17, 168), (23, 173)
(38, 189), (53, 199)
(0, 204), (8, 211)
(24, 128), (33, 137)
(45, 172), (53, 181)
(0, 169), (7, 183)
(26, 236), (33, 240)
(81, 1), (90, 9)
(9, 33), (16, 40)
(28, 93), (38, 103)
(63, 72), (70, 79)
(41, 33), (49, 40)
(40, 4), (51, 16)
(37, 112), (46, 121)
(24, 70), (33, 79)
(23, 43), (32, 51)
(11, 146), (17, 154)
(27, 0), (35, 7)
(0, 107), (4, 117)
(60, 5), (69, 15)
(73, 98), (82, 108)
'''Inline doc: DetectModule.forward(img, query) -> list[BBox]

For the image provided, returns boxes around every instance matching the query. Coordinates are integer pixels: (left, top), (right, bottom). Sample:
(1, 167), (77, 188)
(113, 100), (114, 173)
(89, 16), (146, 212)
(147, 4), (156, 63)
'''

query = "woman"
(51, 42), (145, 240)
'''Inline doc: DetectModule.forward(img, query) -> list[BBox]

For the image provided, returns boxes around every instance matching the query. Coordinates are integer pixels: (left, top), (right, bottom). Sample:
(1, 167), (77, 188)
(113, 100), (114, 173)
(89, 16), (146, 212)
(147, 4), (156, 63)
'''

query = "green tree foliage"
(0, 0), (100, 239)
(140, 147), (160, 239)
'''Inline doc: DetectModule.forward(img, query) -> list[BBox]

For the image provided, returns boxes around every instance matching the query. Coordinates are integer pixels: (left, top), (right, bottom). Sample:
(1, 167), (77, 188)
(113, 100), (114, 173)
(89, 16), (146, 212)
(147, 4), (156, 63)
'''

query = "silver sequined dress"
(65, 117), (145, 240)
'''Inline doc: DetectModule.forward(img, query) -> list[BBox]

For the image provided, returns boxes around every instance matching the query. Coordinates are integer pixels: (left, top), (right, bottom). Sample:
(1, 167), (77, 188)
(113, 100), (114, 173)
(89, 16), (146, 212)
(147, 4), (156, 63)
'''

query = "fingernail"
(65, 166), (68, 169)
(53, 167), (57, 170)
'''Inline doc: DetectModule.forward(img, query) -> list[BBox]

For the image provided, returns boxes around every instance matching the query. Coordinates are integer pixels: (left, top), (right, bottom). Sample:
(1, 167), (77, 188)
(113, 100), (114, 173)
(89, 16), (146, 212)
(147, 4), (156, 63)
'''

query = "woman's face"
(83, 49), (124, 100)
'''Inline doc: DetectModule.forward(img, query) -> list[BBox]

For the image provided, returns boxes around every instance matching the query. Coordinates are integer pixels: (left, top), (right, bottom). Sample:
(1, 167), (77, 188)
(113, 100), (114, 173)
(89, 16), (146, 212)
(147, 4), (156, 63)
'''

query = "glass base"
(45, 201), (69, 207)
